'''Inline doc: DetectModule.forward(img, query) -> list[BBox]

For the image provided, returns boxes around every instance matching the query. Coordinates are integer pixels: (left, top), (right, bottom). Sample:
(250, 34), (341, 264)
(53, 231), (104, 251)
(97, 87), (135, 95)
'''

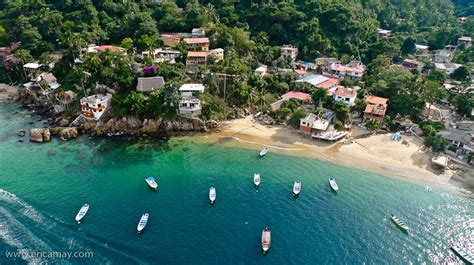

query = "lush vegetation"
(0, 0), (472, 123)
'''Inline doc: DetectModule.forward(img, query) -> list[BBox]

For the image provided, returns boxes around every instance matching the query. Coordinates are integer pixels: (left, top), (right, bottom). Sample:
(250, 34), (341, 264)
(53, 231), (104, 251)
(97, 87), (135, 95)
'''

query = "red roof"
(187, 51), (209, 57)
(366, 95), (388, 105)
(332, 86), (357, 98)
(184, 38), (210, 45)
(316, 77), (339, 89)
(281, 91), (311, 101)
(294, 69), (307, 76)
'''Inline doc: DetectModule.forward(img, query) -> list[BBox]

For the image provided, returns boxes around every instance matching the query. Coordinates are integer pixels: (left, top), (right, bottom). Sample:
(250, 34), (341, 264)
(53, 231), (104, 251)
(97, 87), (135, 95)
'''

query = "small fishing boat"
(293, 181), (302, 197)
(75, 204), (89, 224)
(451, 244), (474, 264)
(254, 173), (261, 187)
(209, 186), (216, 204)
(145, 176), (158, 190)
(261, 227), (271, 254)
(137, 213), (149, 233)
(390, 214), (410, 231)
(329, 178), (339, 191)
(259, 148), (269, 157)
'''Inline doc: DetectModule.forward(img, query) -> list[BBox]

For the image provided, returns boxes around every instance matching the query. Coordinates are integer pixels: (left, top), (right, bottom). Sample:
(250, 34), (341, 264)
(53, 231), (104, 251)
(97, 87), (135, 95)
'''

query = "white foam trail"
(0, 189), (44, 223)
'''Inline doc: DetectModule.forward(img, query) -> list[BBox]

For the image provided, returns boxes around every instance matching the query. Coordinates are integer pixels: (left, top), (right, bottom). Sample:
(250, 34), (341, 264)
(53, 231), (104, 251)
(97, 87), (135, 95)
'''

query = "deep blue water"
(0, 102), (473, 264)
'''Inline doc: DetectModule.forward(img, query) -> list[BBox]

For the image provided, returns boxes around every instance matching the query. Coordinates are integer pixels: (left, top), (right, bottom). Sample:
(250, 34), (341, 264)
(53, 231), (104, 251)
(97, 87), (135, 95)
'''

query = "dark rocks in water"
(18, 139), (23, 142)
(50, 127), (78, 141)
(18, 129), (26, 137)
(182, 147), (191, 152)
(47, 150), (57, 157)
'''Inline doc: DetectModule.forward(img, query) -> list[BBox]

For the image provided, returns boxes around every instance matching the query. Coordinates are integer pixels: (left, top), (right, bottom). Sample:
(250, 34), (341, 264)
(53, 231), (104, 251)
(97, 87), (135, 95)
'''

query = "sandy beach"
(0, 83), (19, 100)
(192, 115), (474, 192)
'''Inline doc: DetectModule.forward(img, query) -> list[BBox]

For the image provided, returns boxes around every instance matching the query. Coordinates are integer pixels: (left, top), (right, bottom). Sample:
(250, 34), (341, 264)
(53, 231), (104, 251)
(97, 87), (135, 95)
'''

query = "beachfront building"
(331, 86), (357, 106)
(401, 59), (424, 71)
(438, 122), (473, 162)
(37, 73), (61, 92)
(80, 94), (112, 120)
(295, 74), (339, 90)
(160, 33), (181, 47)
(255, 65), (268, 77)
(186, 51), (208, 73)
(57, 90), (77, 106)
(184, 37), (210, 51)
(136, 76), (165, 92)
(458, 36), (472, 47)
(191, 28), (205, 37)
(178, 84), (205, 117)
(327, 61), (365, 79)
(377, 29), (391, 38)
(363, 95), (388, 121)
(300, 113), (332, 134)
(280, 45), (298, 62)
(209, 48), (224, 62)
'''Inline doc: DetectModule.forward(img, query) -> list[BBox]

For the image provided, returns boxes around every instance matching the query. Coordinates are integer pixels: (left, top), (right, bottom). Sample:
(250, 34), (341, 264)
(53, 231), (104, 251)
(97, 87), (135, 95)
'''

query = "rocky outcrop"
(50, 127), (78, 141)
(30, 128), (51, 142)
(78, 116), (210, 137)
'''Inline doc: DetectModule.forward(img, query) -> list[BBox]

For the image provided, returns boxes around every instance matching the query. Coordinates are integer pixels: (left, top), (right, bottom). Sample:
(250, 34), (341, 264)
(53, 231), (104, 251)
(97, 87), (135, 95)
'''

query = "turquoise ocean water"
(0, 102), (473, 264)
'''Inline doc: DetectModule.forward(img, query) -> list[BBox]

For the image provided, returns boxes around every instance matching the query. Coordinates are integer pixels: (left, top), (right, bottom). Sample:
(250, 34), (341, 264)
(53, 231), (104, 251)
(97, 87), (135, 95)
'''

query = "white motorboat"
(259, 148), (269, 157)
(390, 214), (410, 231)
(145, 176), (158, 190)
(254, 173), (261, 187)
(75, 204), (89, 224)
(451, 244), (474, 264)
(293, 181), (302, 197)
(261, 227), (271, 254)
(209, 186), (216, 204)
(137, 213), (149, 233)
(329, 178), (339, 191)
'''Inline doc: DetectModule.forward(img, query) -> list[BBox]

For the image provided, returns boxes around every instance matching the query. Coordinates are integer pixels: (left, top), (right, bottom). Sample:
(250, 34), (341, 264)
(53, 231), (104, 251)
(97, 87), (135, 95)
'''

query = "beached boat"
(261, 227), (271, 254)
(254, 173), (261, 187)
(137, 213), (149, 233)
(451, 244), (474, 264)
(329, 178), (339, 191)
(145, 176), (158, 190)
(75, 204), (89, 224)
(390, 214), (410, 231)
(293, 181), (302, 197)
(259, 148), (269, 157)
(209, 186), (216, 204)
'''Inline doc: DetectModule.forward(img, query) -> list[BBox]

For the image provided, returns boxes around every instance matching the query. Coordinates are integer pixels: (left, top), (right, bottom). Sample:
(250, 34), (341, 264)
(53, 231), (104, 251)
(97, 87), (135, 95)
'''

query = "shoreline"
(183, 116), (473, 193)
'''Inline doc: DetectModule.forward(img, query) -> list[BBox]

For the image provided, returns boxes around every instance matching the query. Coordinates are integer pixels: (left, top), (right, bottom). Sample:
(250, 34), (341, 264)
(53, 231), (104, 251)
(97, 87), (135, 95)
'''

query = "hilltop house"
(136, 76), (165, 92)
(295, 74), (339, 90)
(377, 29), (391, 38)
(160, 33), (181, 47)
(433, 62), (462, 75)
(415, 44), (429, 54)
(332, 86), (357, 106)
(80, 94), (112, 120)
(255, 65), (268, 77)
(178, 84), (205, 117)
(191, 28), (205, 37)
(434, 49), (454, 63)
(186, 51), (208, 73)
(87, 45), (126, 54)
(363, 95), (388, 121)
(142, 48), (180, 63)
(184, 37), (210, 51)
(401, 59), (424, 71)
(327, 61), (365, 79)
(23, 72), (61, 95)
(458, 36), (472, 47)
(209, 48), (224, 62)
(280, 45), (298, 62)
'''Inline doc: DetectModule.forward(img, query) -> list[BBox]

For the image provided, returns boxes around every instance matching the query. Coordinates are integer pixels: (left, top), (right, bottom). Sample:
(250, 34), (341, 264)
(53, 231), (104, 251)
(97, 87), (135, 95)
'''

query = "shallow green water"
(0, 102), (473, 264)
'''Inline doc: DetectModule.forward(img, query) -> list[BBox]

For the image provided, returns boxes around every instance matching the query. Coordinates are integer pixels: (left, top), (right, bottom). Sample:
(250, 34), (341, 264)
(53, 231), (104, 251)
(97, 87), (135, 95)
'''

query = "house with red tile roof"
(331, 86), (357, 106)
(363, 95), (388, 121)
(184, 38), (210, 51)
(186, 51), (208, 73)
(328, 61), (365, 79)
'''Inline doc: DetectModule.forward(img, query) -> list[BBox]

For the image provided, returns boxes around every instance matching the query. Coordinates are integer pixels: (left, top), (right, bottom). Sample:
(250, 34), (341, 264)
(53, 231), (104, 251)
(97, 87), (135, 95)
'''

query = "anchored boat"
(329, 178), (339, 191)
(209, 186), (216, 204)
(259, 148), (269, 157)
(261, 227), (271, 254)
(137, 213), (149, 233)
(451, 244), (474, 264)
(390, 214), (410, 231)
(254, 173), (261, 187)
(145, 176), (158, 190)
(293, 181), (302, 197)
(75, 204), (89, 224)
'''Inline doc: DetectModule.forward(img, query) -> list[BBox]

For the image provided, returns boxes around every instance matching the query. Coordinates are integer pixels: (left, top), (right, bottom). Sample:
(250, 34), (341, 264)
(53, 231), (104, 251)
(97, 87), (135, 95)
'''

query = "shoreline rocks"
(30, 128), (51, 142)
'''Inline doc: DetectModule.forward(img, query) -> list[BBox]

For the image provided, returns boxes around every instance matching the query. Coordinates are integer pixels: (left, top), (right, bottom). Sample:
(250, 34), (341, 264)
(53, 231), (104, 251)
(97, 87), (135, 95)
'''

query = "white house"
(433, 63), (462, 75)
(80, 94), (112, 120)
(209, 48), (224, 62)
(458, 36), (472, 47)
(178, 84), (205, 117)
(255, 65), (268, 77)
(331, 86), (357, 106)
(280, 45), (298, 62)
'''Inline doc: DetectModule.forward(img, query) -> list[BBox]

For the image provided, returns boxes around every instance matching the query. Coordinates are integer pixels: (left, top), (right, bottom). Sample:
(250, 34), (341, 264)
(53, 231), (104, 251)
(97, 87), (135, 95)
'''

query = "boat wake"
(0, 189), (141, 264)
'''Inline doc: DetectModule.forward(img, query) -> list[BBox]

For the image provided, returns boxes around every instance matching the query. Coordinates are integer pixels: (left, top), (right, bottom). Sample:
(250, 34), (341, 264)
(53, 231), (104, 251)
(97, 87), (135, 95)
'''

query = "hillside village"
(0, 1), (472, 167)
